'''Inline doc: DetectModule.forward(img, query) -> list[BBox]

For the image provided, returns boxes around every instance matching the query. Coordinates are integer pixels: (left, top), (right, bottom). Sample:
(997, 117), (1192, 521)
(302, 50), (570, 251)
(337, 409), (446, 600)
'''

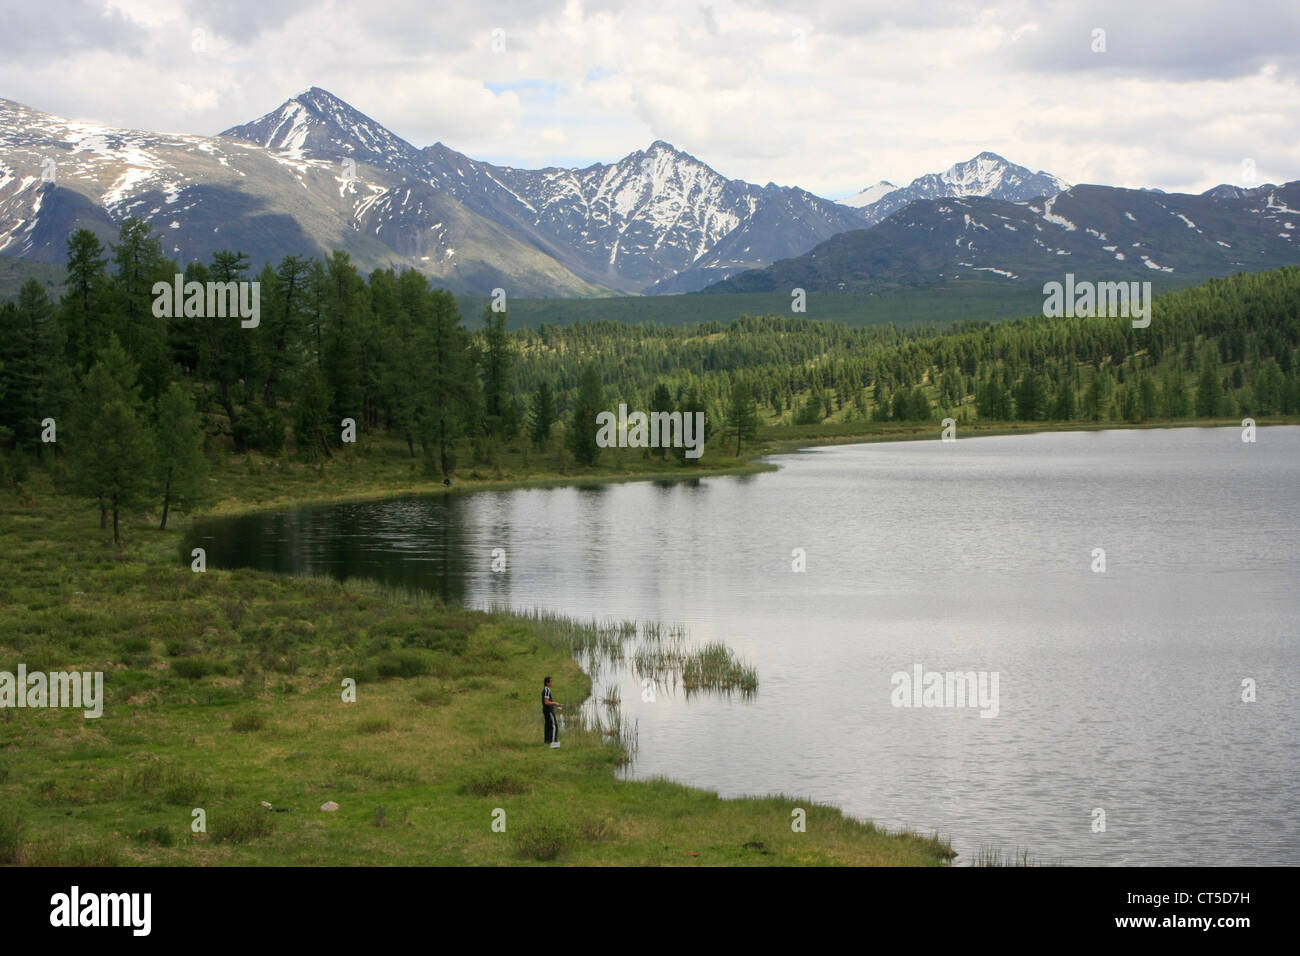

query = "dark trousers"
(544, 708), (558, 743)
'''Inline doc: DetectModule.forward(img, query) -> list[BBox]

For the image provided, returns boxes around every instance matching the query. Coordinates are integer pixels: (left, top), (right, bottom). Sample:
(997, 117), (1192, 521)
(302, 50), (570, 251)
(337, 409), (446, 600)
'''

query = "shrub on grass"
(459, 769), (530, 797)
(374, 649), (432, 678)
(131, 764), (164, 792)
(212, 804), (276, 844)
(0, 808), (25, 863)
(161, 768), (203, 805)
(578, 815), (615, 842)
(28, 839), (122, 866)
(230, 712), (266, 733)
(137, 826), (175, 847)
(398, 615), (474, 654)
(511, 815), (575, 861)
(171, 657), (212, 680)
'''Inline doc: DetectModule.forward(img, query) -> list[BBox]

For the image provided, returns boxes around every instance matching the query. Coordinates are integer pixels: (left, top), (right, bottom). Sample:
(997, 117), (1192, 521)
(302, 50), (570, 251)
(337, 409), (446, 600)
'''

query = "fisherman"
(542, 676), (562, 748)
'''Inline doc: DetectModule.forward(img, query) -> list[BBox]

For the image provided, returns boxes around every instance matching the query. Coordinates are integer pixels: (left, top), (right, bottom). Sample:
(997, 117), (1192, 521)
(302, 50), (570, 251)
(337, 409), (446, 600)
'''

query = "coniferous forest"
(2, 218), (1298, 540)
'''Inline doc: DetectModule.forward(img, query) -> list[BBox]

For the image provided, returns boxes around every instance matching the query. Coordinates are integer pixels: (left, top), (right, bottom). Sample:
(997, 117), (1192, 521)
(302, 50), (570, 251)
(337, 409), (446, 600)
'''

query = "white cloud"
(3, 0), (1299, 196)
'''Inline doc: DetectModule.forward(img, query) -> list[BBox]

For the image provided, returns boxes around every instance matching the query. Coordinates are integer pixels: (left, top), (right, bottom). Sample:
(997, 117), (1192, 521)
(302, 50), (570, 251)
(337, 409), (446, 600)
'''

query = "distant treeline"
(512, 265), (1300, 428)
(1, 217), (1298, 540)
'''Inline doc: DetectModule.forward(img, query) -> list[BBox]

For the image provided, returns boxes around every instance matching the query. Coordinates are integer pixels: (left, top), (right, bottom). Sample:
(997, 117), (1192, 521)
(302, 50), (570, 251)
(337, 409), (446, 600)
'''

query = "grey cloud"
(181, 0), (316, 45)
(0, 0), (145, 59)
(1002, 1), (1300, 80)
(182, 0), (568, 54)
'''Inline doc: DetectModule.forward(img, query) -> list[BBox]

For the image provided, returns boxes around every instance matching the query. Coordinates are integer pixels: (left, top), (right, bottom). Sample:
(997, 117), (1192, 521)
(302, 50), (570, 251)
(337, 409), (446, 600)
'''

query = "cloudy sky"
(3, 0), (1299, 198)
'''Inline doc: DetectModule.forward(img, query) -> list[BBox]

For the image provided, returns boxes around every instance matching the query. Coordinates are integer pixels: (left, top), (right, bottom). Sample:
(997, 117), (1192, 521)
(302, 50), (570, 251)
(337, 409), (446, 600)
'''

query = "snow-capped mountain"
(0, 94), (347, 269)
(4, 88), (1289, 301)
(217, 89), (865, 293)
(838, 181), (897, 208)
(0, 86), (875, 295)
(709, 180), (1300, 294)
(840, 152), (1071, 227)
(221, 87), (424, 169)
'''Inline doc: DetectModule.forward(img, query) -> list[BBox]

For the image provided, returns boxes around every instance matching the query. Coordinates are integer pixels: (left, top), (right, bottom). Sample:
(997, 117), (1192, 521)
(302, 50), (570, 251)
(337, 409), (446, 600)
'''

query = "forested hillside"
(2, 219), (1297, 539)
(513, 266), (1300, 430)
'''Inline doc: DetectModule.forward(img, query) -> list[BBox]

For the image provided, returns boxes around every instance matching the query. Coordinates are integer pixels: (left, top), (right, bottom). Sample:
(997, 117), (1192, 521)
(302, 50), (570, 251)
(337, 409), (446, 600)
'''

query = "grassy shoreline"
(195, 417), (1298, 518)
(0, 455), (953, 866)
(7, 418), (1293, 866)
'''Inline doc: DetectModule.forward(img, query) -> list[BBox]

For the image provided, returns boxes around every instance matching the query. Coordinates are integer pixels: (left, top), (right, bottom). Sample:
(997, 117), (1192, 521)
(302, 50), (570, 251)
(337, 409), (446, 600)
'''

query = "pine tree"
(528, 381), (556, 449)
(293, 367), (333, 462)
(67, 336), (155, 545)
(1195, 350), (1222, 417)
(1138, 374), (1158, 421)
(650, 383), (673, 459)
(422, 289), (478, 478)
(725, 377), (760, 457)
(674, 385), (710, 463)
(153, 383), (209, 529)
(1051, 373), (1077, 420)
(320, 251), (366, 437)
(380, 268), (429, 457)
(0, 280), (69, 453)
(568, 363), (604, 466)
(263, 255), (310, 407)
(109, 218), (173, 404)
(481, 308), (517, 439)
(1015, 370), (1047, 421)
(61, 229), (110, 370)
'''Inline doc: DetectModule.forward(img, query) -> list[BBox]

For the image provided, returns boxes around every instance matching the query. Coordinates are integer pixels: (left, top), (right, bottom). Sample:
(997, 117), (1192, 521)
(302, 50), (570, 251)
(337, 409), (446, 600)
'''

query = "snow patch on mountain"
(838, 180), (897, 207)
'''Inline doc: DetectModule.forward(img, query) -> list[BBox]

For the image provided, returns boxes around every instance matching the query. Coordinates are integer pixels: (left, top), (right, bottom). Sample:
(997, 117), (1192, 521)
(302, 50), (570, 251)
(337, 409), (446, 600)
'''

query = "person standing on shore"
(543, 676), (562, 748)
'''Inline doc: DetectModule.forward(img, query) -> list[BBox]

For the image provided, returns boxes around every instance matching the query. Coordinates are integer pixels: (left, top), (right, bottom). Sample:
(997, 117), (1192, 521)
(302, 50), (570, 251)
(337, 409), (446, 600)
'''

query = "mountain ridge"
(3, 87), (1285, 298)
(706, 181), (1300, 295)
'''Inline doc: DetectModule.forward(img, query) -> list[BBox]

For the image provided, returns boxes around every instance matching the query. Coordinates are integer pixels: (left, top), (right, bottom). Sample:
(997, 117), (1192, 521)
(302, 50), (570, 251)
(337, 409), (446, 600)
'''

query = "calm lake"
(186, 427), (1300, 865)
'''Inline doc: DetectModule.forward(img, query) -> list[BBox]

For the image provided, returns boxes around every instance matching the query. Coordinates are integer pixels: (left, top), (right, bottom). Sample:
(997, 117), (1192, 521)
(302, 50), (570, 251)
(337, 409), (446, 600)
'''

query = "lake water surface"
(187, 428), (1300, 865)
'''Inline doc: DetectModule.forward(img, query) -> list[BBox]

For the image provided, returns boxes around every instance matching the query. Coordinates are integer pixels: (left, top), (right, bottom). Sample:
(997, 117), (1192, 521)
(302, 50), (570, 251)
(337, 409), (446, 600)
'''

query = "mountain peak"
(641, 139), (700, 163)
(836, 152), (1069, 222)
(839, 180), (897, 208)
(221, 88), (418, 164)
(923, 151), (1069, 199)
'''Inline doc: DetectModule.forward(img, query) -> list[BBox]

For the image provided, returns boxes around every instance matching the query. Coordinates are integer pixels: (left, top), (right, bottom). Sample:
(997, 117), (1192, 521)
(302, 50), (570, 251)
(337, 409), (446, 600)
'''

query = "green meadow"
(0, 453), (955, 867)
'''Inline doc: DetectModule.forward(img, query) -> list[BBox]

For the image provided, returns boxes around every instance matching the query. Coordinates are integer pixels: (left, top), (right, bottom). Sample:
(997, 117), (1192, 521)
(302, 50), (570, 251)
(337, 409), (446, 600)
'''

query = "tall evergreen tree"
(1195, 350), (1222, 417)
(422, 289), (478, 478)
(0, 280), (70, 453)
(153, 382), (209, 529)
(568, 363), (604, 467)
(528, 380), (557, 449)
(1015, 370), (1048, 421)
(480, 308), (519, 440)
(61, 229), (110, 370)
(67, 336), (154, 545)
(650, 382), (673, 459)
(293, 366), (333, 462)
(110, 218), (173, 404)
(320, 251), (367, 435)
(674, 385), (710, 463)
(725, 376), (760, 456)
